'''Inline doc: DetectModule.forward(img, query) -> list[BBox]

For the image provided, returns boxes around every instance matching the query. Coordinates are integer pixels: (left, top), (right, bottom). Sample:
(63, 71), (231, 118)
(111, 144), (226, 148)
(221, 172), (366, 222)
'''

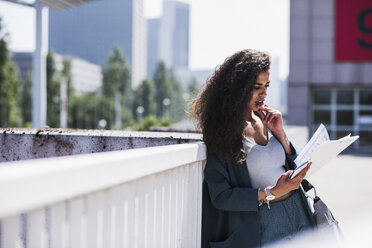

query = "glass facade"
(360, 90), (372, 105)
(311, 87), (372, 150)
(313, 89), (331, 104)
(337, 89), (354, 105)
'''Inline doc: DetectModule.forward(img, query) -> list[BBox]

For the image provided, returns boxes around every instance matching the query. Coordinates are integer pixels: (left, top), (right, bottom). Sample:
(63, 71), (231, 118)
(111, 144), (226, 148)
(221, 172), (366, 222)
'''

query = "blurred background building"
(49, 0), (146, 88)
(147, 0), (189, 77)
(146, 0), (212, 88)
(12, 52), (102, 95)
(288, 0), (372, 152)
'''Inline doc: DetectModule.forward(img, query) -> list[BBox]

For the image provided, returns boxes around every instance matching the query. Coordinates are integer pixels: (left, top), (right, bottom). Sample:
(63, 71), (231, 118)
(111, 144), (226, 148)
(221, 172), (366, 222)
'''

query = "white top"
(243, 132), (286, 189)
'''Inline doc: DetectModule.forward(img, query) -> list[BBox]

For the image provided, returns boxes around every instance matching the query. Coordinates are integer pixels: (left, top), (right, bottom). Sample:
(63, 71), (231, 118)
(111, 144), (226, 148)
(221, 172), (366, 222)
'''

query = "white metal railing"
(0, 142), (206, 248)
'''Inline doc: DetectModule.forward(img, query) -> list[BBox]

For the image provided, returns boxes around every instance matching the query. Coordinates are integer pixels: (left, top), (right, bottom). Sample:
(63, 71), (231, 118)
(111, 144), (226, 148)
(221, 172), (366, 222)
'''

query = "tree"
(21, 70), (32, 126)
(153, 61), (173, 118)
(168, 69), (186, 122)
(46, 51), (60, 127)
(0, 17), (22, 127)
(132, 78), (157, 121)
(187, 77), (200, 99)
(61, 59), (78, 128)
(73, 91), (98, 129)
(102, 47), (131, 129)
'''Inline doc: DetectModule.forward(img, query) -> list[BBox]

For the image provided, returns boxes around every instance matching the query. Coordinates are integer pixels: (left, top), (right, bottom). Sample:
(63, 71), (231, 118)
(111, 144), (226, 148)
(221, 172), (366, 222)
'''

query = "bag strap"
(302, 179), (320, 202)
(301, 179), (314, 192)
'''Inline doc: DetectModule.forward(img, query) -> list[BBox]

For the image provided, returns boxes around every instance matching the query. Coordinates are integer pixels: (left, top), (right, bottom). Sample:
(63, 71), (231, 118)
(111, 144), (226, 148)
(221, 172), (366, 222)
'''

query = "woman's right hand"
(270, 162), (312, 196)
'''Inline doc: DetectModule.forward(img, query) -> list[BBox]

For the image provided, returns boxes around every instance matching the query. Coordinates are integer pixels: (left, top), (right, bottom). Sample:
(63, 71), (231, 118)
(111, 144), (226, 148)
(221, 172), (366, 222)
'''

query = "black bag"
(301, 180), (343, 236)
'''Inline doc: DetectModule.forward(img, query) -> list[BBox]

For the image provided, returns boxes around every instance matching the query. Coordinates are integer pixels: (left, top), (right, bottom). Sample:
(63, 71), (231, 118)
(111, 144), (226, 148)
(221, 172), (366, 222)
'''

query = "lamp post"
(136, 105), (144, 123)
(98, 119), (107, 129)
(162, 98), (170, 117)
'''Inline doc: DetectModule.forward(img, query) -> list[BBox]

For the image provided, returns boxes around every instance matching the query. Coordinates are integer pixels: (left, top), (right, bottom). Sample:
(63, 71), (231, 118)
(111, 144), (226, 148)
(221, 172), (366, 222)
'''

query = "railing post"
(1, 216), (23, 248)
(27, 209), (48, 248)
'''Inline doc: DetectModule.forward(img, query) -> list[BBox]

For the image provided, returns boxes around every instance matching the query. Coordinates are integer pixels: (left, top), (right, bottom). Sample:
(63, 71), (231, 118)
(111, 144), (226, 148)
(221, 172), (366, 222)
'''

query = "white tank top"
(243, 131), (286, 189)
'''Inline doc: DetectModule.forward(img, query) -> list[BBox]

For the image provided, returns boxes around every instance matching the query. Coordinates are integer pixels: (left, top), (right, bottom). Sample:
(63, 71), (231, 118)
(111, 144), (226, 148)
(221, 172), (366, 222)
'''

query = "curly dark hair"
(190, 49), (270, 163)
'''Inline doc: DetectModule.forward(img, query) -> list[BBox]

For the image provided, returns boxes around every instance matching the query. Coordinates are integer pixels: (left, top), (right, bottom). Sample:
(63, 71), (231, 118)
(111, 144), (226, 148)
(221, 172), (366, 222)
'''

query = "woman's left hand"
(257, 105), (284, 135)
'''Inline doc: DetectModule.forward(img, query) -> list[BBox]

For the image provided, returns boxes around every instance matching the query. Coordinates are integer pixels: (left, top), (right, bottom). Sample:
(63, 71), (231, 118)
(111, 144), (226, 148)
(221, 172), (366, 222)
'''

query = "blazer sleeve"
(286, 142), (298, 170)
(204, 154), (259, 212)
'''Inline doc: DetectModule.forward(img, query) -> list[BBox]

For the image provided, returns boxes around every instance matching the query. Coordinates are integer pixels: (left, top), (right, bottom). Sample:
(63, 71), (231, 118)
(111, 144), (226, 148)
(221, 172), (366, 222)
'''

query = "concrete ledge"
(0, 128), (202, 163)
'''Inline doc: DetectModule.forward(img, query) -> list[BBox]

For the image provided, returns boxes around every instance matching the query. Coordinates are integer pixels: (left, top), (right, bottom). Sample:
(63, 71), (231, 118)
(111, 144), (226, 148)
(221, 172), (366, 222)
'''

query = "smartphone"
(290, 160), (309, 179)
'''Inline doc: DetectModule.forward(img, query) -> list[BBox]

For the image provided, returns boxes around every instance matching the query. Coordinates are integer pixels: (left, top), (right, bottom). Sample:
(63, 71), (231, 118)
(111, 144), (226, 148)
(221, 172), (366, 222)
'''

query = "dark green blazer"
(201, 143), (316, 248)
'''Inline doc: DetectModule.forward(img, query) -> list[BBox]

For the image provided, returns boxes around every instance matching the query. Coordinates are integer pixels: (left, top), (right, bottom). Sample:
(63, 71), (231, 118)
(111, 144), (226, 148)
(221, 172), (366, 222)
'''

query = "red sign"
(335, 0), (372, 61)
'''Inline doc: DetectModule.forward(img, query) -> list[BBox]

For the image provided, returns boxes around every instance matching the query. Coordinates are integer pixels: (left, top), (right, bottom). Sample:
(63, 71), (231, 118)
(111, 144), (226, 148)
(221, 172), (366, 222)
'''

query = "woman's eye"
(265, 85), (270, 88)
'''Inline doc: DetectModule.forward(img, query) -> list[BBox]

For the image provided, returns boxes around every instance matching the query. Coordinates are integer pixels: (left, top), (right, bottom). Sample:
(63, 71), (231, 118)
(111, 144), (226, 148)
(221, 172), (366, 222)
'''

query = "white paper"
(294, 124), (329, 167)
(291, 124), (359, 179)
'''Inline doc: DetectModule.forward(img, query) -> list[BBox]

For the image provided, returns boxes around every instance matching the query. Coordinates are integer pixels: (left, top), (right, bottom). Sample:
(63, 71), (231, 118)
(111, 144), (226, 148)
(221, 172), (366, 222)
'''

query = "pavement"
(305, 154), (372, 246)
(283, 126), (372, 246)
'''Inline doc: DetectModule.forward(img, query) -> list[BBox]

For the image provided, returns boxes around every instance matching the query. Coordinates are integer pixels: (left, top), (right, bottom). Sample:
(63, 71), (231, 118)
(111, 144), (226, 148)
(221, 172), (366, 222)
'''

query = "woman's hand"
(257, 104), (295, 155)
(270, 162), (312, 196)
(257, 104), (284, 135)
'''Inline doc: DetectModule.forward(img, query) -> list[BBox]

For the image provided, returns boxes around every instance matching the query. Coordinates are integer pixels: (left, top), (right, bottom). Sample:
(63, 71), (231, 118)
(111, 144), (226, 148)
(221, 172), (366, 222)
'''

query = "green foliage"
(153, 61), (173, 118)
(158, 117), (171, 127)
(46, 51), (60, 127)
(0, 22), (194, 130)
(187, 77), (200, 99)
(21, 70), (32, 126)
(168, 70), (186, 122)
(152, 62), (187, 122)
(132, 78), (157, 120)
(121, 106), (135, 128)
(0, 17), (22, 127)
(62, 59), (77, 128)
(102, 47), (132, 129)
(78, 92), (99, 129)
(135, 115), (157, 131)
(134, 115), (172, 131)
(103, 47), (129, 97)
(184, 77), (201, 114)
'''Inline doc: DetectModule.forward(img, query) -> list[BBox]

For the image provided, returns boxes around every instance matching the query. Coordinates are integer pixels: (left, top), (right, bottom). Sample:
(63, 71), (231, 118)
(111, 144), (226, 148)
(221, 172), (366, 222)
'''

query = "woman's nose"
(260, 88), (267, 97)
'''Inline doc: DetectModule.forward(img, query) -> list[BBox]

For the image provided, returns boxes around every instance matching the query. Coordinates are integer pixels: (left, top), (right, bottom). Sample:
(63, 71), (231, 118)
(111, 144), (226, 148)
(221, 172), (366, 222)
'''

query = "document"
(290, 124), (359, 179)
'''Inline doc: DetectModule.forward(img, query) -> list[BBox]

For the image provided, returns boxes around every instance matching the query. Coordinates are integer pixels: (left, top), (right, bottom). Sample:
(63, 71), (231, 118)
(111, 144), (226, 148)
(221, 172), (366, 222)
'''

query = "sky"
(0, 0), (290, 79)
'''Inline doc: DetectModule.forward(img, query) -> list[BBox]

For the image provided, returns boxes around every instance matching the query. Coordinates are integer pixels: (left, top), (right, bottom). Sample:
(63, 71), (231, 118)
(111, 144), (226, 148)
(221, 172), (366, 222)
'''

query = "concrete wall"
(288, 0), (372, 125)
(0, 128), (202, 163)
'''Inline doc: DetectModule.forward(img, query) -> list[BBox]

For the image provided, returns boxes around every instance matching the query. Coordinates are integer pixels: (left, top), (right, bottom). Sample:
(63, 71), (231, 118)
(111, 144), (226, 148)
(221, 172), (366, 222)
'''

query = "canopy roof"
(1, 0), (97, 9)
(39, 0), (97, 10)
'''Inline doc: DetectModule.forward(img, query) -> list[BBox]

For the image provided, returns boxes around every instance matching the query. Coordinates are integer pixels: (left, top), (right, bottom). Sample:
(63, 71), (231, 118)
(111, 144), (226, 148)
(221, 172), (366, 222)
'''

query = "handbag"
(301, 180), (344, 238)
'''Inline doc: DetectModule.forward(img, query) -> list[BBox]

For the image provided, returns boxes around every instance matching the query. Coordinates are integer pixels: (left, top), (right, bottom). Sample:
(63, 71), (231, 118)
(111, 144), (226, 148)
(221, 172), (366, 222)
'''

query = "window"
(336, 110), (353, 125)
(314, 110), (331, 125)
(359, 131), (372, 147)
(313, 89), (331, 104)
(312, 87), (372, 149)
(358, 111), (372, 127)
(337, 89), (353, 105)
(336, 131), (351, 139)
(360, 90), (372, 105)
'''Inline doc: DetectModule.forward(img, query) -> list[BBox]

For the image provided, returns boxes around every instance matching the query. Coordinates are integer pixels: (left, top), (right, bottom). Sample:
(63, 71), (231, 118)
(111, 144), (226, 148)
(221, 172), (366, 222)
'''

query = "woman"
(190, 49), (315, 248)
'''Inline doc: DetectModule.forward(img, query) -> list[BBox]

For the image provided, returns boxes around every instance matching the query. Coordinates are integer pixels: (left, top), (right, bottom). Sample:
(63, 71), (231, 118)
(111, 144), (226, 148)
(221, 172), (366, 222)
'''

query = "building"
(173, 68), (212, 85)
(265, 57), (283, 113)
(54, 54), (102, 95)
(12, 52), (33, 81)
(12, 52), (102, 95)
(49, 0), (146, 88)
(288, 0), (372, 152)
(147, 18), (160, 78)
(147, 0), (189, 79)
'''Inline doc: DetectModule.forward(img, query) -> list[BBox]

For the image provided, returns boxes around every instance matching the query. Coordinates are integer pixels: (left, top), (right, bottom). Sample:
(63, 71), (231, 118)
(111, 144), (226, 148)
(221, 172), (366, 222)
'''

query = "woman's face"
(247, 71), (270, 112)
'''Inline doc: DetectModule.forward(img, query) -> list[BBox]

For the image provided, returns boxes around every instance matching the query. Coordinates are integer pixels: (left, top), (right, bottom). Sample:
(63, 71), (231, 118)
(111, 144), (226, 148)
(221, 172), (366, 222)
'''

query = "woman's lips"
(256, 101), (264, 107)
